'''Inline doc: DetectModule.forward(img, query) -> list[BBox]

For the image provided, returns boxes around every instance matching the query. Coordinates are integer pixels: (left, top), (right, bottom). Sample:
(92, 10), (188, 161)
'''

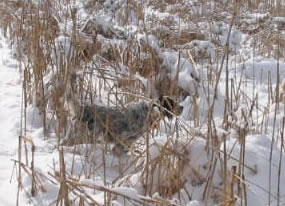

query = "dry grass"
(0, 0), (285, 205)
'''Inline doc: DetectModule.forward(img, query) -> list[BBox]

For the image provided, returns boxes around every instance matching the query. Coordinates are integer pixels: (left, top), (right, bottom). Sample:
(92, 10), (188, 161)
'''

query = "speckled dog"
(64, 73), (183, 154)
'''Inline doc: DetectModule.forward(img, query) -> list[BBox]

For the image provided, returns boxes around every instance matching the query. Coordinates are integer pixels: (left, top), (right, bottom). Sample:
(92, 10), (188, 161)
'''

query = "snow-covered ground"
(1, 1), (285, 205)
(1, 29), (284, 205)
(0, 33), (23, 205)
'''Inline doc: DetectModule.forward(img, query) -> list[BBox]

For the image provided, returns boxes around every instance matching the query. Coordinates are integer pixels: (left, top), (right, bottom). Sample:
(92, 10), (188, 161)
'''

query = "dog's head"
(155, 96), (183, 119)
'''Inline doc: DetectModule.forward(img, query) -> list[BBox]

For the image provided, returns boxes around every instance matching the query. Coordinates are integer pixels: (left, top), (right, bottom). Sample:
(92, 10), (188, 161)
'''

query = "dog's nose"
(178, 105), (184, 115)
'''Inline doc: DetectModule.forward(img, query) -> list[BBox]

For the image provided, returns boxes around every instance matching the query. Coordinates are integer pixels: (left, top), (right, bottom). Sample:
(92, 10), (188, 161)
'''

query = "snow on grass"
(0, 1), (285, 205)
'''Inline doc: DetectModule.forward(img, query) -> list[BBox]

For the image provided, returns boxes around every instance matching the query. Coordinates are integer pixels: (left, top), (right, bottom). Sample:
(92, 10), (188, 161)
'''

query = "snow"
(0, 1), (285, 206)
(52, 35), (73, 69)
(0, 34), (23, 205)
(236, 57), (285, 84)
(225, 134), (285, 206)
(1, 35), (283, 204)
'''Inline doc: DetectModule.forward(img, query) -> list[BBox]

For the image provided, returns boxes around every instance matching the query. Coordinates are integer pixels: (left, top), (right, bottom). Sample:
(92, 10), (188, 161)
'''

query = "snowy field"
(0, 0), (285, 206)
(0, 33), (24, 205)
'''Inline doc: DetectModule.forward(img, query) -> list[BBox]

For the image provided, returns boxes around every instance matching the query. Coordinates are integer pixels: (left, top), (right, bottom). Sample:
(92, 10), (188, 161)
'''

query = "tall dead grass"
(0, 0), (284, 205)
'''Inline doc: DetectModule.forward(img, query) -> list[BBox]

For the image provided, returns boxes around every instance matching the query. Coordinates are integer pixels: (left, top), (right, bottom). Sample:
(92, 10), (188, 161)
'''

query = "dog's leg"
(111, 135), (139, 156)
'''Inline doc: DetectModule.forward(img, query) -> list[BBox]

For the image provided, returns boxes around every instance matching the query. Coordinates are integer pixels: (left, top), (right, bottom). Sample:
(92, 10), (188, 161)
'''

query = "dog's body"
(79, 101), (151, 143)
(63, 73), (183, 154)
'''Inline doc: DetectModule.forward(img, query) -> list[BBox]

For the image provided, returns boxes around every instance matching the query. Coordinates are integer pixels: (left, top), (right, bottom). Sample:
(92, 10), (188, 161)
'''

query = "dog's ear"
(158, 96), (183, 119)
(158, 96), (175, 119)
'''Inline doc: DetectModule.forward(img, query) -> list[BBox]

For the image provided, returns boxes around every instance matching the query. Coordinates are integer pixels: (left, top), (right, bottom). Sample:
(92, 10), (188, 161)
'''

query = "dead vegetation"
(0, 0), (285, 205)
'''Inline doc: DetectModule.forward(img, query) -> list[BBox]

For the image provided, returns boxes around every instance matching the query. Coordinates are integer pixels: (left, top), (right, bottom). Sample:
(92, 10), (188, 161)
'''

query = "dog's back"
(80, 101), (150, 143)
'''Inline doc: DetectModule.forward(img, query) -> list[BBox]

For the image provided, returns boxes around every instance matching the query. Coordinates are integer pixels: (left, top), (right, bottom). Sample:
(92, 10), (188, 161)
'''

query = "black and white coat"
(64, 73), (183, 153)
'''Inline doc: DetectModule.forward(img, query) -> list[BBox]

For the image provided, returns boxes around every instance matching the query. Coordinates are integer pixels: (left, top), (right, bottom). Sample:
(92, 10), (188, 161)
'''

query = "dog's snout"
(177, 105), (184, 115)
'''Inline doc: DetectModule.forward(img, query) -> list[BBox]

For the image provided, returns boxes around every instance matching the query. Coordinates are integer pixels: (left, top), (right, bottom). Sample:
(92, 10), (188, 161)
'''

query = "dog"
(63, 73), (183, 154)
